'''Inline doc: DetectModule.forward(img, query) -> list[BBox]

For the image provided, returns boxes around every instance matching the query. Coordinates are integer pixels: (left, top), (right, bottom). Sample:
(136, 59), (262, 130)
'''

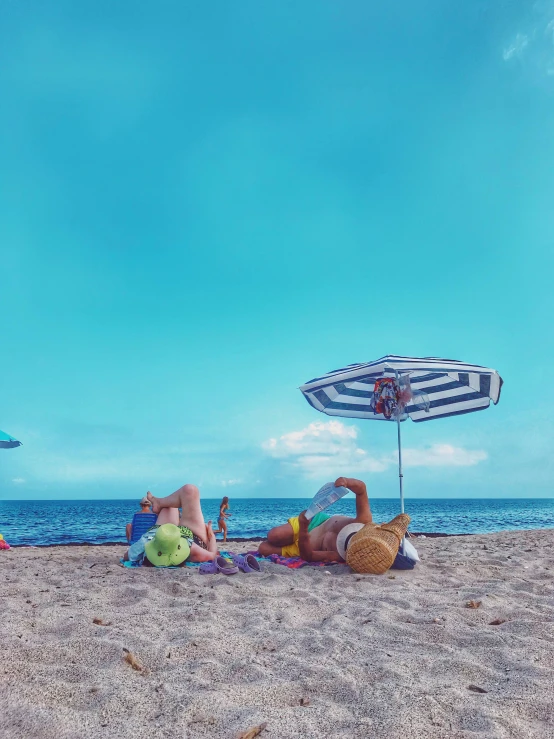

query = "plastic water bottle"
(305, 482), (350, 520)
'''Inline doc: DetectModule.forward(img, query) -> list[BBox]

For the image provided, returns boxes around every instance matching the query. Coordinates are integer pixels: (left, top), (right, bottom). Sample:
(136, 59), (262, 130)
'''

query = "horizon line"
(0, 496), (551, 502)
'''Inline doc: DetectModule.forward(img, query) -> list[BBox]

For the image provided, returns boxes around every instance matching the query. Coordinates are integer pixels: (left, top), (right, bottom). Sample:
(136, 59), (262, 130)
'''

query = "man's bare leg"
(257, 521), (295, 557)
(258, 541), (283, 556)
(267, 522), (295, 546)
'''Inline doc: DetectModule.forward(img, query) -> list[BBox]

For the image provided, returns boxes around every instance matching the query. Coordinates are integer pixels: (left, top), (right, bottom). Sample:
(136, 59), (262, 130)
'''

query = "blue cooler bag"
(392, 537), (420, 570)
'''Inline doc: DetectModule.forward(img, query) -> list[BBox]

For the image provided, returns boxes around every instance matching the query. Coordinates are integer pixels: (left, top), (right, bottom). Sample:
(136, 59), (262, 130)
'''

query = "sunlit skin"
(213, 496), (232, 542)
(146, 484), (219, 563)
(258, 477), (372, 561)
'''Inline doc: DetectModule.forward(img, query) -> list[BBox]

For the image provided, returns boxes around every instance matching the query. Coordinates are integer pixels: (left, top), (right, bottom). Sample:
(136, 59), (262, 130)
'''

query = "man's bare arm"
(297, 510), (314, 560)
(205, 521), (219, 555)
(302, 548), (341, 562)
(335, 477), (372, 523)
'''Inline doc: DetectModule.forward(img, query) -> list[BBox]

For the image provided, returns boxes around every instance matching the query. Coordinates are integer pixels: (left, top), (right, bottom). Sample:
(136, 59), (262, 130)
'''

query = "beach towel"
(262, 551), (418, 571)
(265, 553), (342, 569)
(120, 551), (236, 568)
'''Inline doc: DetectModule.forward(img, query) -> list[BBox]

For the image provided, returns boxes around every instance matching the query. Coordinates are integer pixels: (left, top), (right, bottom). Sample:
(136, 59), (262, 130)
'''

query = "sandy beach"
(1, 529), (553, 739)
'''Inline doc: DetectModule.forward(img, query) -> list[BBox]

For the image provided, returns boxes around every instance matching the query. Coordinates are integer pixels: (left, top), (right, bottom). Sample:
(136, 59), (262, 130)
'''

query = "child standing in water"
(213, 496), (231, 542)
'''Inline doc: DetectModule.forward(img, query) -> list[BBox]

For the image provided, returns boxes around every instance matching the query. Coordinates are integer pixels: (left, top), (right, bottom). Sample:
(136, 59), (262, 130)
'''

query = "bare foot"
(147, 491), (161, 514)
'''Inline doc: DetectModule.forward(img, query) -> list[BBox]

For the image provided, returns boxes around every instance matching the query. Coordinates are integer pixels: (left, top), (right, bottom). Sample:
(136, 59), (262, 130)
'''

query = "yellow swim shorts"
(280, 512), (331, 557)
(281, 516), (301, 557)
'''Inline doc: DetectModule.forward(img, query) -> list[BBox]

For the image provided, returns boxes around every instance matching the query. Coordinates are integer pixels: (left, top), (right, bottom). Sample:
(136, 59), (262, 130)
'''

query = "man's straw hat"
(336, 522), (365, 560)
(346, 514), (411, 574)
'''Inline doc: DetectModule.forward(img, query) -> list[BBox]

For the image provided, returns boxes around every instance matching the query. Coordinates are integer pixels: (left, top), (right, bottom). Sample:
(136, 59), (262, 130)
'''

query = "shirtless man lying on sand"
(258, 477), (372, 562)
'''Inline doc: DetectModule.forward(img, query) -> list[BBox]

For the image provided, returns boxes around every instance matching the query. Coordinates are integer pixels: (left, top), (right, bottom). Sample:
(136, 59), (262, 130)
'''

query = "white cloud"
(263, 420), (356, 455)
(263, 421), (393, 478)
(503, 33), (529, 61)
(11, 477), (25, 484)
(262, 421), (388, 478)
(502, 5), (554, 75)
(262, 421), (487, 478)
(401, 444), (487, 468)
(221, 479), (242, 487)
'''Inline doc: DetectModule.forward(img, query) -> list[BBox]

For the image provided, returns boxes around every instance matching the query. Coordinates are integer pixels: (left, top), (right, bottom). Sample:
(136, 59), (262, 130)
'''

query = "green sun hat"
(144, 523), (190, 567)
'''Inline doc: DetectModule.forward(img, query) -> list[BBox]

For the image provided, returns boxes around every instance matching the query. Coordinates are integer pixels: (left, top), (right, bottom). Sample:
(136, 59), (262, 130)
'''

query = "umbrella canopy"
(0, 429), (22, 449)
(300, 355), (503, 422)
(300, 355), (503, 512)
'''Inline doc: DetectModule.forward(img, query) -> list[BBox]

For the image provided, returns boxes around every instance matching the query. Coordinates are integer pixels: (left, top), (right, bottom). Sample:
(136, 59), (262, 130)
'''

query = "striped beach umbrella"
(0, 429), (22, 449)
(300, 356), (503, 512)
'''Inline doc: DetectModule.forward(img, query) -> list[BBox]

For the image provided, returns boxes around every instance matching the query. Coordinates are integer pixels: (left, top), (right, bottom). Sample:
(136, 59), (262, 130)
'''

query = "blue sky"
(1, 1), (553, 501)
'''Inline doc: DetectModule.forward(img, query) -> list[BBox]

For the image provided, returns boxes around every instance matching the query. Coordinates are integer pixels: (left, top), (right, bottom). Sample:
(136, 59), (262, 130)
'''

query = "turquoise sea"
(0, 498), (553, 547)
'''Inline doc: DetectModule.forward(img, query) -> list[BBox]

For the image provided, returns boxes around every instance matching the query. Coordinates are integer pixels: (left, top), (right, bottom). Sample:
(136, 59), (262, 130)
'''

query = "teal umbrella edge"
(0, 429), (22, 449)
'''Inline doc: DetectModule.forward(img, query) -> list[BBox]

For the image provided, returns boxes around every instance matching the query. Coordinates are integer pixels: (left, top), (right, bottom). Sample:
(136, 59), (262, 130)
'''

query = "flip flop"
(230, 553), (262, 573)
(199, 556), (239, 575)
(198, 560), (219, 575)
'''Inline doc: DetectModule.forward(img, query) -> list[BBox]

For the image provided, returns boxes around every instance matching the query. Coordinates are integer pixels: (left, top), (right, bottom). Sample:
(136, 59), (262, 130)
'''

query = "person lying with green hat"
(127, 521), (217, 567)
(142, 523), (192, 567)
(126, 483), (219, 567)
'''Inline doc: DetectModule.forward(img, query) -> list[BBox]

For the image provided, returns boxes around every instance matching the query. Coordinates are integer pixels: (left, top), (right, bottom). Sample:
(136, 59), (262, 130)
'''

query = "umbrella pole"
(388, 366), (405, 514)
(396, 414), (404, 514)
